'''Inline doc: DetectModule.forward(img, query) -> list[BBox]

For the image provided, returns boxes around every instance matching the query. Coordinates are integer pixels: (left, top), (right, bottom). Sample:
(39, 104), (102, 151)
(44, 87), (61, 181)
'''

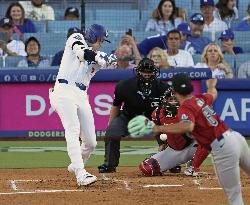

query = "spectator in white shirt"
(0, 17), (26, 57)
(214, 0), (238, 28)
(145, 0), (182, 35)
(165, 29), (194, 67)
(200, 0), (228, 40)
(19, 0), (55, 21)
(195, 43), (233, 78)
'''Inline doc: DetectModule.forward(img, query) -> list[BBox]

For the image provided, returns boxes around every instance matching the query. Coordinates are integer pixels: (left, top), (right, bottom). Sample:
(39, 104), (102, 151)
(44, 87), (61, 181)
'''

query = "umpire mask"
(135, 58), (159, 96)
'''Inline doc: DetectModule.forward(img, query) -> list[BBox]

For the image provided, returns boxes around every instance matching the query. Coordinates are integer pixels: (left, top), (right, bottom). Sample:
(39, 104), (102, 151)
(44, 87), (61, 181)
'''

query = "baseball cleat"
(169, 165), (181, 173)
(67, 163), (75, 174)
(98, 164), (116, 173)
(75, 168), (97, 186)
(184, 167), (198, 177)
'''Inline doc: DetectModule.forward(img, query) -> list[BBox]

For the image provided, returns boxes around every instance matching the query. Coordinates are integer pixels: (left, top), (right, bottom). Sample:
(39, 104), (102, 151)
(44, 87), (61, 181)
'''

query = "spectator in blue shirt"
(187, 13), (212, 54)
(218, 29), (243, 55)
(137, 13), (211, 57)
(5, 2), (36, 37)
(235, 2), (250, 31)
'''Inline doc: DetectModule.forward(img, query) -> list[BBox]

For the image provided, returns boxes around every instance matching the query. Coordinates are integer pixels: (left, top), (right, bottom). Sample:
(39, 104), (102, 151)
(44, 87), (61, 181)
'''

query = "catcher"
(137, 87), (209, 176)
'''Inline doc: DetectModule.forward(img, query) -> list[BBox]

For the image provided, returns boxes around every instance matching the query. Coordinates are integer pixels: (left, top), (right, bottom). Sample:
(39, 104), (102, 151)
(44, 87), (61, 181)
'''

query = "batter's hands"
(128, 115), (155, 138)
(95, 51), (109, 67)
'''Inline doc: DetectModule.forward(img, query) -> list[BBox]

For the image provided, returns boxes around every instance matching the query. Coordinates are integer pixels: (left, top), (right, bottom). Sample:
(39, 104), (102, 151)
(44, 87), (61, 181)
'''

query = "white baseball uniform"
(49, 32), (106, 171)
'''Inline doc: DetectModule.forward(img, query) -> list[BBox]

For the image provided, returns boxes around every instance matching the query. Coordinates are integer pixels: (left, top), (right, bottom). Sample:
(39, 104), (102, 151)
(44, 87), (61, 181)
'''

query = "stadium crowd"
(0, 0), (250, 78)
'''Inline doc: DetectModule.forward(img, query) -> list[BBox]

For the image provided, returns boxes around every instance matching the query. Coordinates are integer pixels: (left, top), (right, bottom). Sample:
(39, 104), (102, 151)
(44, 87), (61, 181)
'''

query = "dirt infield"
(0, 167), (249, 205)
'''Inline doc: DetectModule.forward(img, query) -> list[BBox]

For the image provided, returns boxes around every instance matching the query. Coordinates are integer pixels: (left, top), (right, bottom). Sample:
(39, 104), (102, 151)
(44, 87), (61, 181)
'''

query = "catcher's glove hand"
(128, 115), (155, 138)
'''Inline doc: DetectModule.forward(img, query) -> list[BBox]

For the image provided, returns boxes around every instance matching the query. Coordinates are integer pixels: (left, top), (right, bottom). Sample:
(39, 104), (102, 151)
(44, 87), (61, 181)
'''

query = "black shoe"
(98, 164), (116, 173)
(169, 165), (181, 173)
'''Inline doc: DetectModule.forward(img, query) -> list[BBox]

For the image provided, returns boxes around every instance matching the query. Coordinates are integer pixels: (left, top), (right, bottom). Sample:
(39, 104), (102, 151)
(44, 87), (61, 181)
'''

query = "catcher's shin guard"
(139, 158), (161, 176)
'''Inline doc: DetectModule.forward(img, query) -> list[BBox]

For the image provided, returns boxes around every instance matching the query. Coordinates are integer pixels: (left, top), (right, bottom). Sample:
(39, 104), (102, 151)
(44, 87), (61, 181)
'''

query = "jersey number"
(202, 105), (218, 127)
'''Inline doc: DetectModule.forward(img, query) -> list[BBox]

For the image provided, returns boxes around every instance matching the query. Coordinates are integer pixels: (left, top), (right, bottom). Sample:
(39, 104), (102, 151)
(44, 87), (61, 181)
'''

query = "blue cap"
(85, 24), (111, 44)
(0, 17), (13, 28)
(190, 13), (204, 24)
(177, 22), (191, 36)
(67, 27), (82, 38)
(200, 0), (214, 7)
(219, 29), (234, 40)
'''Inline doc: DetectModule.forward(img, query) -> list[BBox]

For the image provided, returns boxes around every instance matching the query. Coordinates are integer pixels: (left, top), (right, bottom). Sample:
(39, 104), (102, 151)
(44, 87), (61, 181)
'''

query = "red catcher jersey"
(178, 93), (228, 146)
(152, 108), (191, 150)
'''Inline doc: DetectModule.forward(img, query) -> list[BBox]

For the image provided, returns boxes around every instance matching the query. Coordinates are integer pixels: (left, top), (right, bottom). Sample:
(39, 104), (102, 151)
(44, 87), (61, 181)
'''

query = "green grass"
(0, 140), (158, 169)
(0, 140), (249, 169)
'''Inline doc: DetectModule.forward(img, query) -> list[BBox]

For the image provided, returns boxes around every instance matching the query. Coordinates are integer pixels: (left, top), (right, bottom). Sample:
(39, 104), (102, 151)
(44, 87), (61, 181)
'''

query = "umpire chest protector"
(113, 77), (168, 120)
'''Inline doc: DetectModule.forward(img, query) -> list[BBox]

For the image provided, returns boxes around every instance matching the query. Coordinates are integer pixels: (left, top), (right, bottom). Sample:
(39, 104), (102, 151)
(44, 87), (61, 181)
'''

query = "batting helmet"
(85, 24), (111, 44)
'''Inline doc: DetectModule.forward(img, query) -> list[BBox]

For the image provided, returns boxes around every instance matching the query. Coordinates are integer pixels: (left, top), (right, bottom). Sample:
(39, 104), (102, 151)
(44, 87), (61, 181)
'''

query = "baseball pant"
(104, 113), (129, 167)
(211, 130), (250, 205)
(151, 142), (197, 172)
(50, 83), (97, 170)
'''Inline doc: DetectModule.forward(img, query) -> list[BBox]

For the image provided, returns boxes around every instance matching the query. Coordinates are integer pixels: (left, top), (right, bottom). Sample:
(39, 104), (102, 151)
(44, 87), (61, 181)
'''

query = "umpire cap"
(172, 73), (193, 95)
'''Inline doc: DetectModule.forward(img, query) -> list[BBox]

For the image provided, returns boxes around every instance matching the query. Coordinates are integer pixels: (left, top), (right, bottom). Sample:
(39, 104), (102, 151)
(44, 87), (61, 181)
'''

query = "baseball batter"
(49, 24), (111, 186)
(138, 87), (209, 176)
(128, 74), (250, 205)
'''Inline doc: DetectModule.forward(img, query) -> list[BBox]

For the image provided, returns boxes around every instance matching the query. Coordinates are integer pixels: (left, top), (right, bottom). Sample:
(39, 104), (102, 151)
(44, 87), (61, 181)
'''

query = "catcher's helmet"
(161, 87), (179, 118)
(85, 24), (111, 44)
(135, 58), (160, 96)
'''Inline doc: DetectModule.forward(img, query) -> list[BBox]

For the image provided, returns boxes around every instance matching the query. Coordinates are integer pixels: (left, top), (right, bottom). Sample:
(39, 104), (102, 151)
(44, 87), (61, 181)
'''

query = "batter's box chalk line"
(143, 184), (183, 188)
(193, 178), (223, 190)
(101, 174), (132, 190)
(1, 179), (83, 195)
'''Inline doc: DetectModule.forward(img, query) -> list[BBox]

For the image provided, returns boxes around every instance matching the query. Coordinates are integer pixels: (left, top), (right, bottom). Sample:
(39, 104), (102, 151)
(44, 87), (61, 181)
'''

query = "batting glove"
(128, 115), (155, 138)
(95, 51), (109, 67)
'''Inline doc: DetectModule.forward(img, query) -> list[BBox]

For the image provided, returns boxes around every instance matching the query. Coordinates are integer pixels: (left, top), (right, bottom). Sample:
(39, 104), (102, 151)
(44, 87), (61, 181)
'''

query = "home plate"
(143, 184), (183, 188)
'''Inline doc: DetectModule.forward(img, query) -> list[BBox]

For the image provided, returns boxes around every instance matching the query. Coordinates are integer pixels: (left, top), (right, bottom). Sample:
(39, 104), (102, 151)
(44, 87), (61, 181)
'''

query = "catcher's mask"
(161, 87), (179, 118)
(135, 58), (160, 96)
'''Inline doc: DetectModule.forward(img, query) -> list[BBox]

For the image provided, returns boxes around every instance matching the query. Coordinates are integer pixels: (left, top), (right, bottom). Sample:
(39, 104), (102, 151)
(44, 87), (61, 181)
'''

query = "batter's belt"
(58, 79), (87, 91)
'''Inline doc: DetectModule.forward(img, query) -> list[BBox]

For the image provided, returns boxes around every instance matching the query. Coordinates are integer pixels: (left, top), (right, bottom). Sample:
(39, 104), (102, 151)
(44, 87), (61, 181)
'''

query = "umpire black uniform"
(98, 58), (169, 173)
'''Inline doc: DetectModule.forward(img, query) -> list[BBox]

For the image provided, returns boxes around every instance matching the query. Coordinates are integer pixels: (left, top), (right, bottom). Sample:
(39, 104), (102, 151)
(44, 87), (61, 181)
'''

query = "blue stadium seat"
(47, 20), (81, 33)
(95, 9), (139, 31)
(224, 54), (236, 74)
(175, 0), (191, 17)
(147, 0), (158, 9)
(140, 10), (152, 31)
(0, 57), (3, 68)
(4, 56), (25, 68)
(238, 0), (249, 19)
(95, 9), (139, 21)
(133, 31), (159, 42)
(93, 19), (138, 32)
(33, 21), (47, 33)
(190, 0), (201, 17)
